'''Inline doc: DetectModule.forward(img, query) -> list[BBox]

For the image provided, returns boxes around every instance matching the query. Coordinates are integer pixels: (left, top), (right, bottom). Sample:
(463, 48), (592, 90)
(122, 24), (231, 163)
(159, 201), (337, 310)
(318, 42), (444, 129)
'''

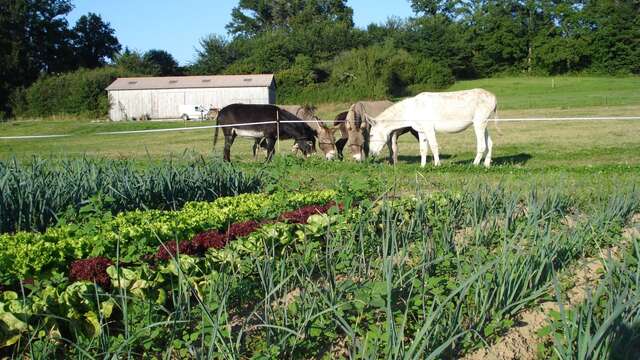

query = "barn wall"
(108, 87), (274, 121)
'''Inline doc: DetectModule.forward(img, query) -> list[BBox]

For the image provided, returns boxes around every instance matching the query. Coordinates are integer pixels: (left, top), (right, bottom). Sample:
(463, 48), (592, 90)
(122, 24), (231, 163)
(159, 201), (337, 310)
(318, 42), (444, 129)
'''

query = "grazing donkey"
(280, 105), (339, 160)
(368, 89), (498, 167)
(213, 104), (316, 162)
(250, 105), (339, 160)
(341, 101), (419, 164)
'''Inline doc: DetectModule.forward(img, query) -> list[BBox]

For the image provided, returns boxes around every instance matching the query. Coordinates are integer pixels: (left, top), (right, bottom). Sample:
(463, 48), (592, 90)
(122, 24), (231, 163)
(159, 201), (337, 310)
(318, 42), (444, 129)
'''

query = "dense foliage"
(0, 157), (262, 234)
(0, 186), (637, 358)
(0, 0), (120, 118)
(189, 0), (640, 104)
(3, 0), (639, 119)
(116, 48), (182, 77)
(10, 67), (136, 118)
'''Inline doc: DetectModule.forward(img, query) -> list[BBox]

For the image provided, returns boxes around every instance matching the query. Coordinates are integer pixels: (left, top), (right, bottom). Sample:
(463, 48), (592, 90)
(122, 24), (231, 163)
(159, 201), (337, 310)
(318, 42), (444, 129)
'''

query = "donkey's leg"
(223, 133), (236, 163)
(252, 139), (260, 158)
(336, 138), (347, 160)
(418, 132), (430, 167)
(363, 130), (370, 160)
(264, 137), (276, 162)
(473, 122), (488, 166)
(388, 132), (399, 164)
(484, 129), (493, 168)
(424, 128), (440, 166)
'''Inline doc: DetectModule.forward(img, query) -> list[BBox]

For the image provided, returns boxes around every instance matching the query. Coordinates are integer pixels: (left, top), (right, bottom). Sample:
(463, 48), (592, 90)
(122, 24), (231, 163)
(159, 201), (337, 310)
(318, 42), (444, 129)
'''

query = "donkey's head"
(292, 139), (316, 157)
(345, 104), (369, 161)
(298, 105), (339, 160)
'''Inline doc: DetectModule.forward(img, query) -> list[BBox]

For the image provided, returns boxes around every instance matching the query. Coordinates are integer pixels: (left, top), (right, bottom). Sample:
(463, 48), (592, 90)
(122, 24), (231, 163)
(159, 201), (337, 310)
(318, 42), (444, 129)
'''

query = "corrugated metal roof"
(106, 74), (275, 91)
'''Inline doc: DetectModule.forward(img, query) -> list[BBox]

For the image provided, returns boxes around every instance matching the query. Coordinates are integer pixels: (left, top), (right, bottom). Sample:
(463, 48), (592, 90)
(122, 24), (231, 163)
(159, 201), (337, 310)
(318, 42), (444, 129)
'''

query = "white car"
(179, 105), (211, 121)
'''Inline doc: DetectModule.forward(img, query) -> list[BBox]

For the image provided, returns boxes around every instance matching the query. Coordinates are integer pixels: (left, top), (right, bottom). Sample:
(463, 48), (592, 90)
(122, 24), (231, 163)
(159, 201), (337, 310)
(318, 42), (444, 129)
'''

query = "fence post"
(276, 110), (281, 154)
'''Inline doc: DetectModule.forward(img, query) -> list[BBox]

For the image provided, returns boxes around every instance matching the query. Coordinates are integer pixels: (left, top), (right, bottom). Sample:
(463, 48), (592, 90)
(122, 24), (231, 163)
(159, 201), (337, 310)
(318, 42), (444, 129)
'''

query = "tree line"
(2, 0), (639, 119)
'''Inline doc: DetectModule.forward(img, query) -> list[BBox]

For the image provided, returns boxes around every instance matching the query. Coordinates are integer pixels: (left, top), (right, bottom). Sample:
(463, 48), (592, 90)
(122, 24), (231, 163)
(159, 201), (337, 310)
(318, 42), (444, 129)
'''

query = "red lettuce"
(191, 230), (227, 251)
(279, 203), (336, 224)
(69, 257), (113, 289)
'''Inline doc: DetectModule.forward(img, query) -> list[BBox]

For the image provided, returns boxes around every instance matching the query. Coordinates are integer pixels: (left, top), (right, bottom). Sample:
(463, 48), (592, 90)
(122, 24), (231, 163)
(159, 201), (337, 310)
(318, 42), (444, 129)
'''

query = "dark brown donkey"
(280, 105), (339, 160)
(213, 104), (316, 162)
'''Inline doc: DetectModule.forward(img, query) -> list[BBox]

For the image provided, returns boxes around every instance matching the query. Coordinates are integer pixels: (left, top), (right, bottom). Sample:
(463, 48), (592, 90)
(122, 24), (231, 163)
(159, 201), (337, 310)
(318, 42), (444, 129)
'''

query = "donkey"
(250, 105), (338, 160)
(341, 101), (419, 164)
(213, 104), (316, 162)
(368, 89), (498, 167)
(280, 105), (339, 160)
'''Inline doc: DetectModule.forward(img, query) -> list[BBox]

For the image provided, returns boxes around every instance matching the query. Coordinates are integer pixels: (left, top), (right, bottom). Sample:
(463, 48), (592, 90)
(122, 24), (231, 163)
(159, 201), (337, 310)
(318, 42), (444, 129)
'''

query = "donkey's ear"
(317, 118), (331, 130)
(364, 114), (376, 126)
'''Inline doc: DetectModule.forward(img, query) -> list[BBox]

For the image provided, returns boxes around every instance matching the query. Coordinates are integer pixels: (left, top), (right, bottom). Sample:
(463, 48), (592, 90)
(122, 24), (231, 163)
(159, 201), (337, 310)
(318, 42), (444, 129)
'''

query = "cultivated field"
(1, 76), (639, 358)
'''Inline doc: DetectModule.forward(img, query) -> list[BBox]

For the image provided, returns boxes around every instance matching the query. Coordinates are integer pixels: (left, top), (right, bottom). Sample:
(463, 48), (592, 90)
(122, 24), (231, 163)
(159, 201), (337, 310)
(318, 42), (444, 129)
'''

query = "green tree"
(469, 0), (529, 76)
(327, 42), (418, 98)
(72, 12), (121, 69)
(400, 15), (473, 78)
(583, 0), (640, 74)
(143, 49), (180, 76)
(0, 0), (75, 117)
(190, 35), (234, 75)
(410, 0), (461, 17)
(226, 0), (353, 37)
(531, 0), (591, 74)
(114, 48), (148, 74)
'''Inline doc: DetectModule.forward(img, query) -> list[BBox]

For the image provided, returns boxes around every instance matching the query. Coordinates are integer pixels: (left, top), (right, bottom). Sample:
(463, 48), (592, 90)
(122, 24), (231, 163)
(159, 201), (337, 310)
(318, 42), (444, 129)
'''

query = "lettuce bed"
(0, 190), (336, 284)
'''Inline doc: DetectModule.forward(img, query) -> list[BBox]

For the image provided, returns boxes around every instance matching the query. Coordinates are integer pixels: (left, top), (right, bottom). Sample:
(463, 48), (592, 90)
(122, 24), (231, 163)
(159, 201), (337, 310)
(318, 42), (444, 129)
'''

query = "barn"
(106, 74), (276, 121)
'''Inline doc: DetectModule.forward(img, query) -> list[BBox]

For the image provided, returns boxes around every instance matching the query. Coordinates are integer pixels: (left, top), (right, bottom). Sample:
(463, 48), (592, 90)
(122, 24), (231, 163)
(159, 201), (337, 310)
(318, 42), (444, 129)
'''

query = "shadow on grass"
(396, 153), (532, 166)
(490, 153), (532, 166)
(448, 153), (532, 166)
(396, 154), (454, 163)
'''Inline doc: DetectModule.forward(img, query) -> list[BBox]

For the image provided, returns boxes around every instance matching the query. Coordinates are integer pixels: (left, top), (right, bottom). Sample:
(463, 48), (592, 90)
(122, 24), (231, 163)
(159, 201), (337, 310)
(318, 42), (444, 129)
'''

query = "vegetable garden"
(1, 161), (638, 358)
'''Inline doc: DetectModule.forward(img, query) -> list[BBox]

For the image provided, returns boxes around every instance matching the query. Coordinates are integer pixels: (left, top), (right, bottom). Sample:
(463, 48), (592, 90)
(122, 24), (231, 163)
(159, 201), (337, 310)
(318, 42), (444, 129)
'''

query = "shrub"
(14, 67), (138, 119)
(414, 59), (455, 90)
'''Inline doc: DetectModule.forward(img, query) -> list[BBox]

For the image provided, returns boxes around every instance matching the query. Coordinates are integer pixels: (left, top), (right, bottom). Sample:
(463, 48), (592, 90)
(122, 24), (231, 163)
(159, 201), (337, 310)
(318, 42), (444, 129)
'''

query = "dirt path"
(462, 214), (640, 360)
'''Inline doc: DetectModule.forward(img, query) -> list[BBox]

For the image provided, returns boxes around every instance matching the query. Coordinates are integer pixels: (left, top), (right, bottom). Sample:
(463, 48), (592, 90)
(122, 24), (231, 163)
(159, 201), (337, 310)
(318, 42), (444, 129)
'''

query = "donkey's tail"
(492, 104), (503, 135)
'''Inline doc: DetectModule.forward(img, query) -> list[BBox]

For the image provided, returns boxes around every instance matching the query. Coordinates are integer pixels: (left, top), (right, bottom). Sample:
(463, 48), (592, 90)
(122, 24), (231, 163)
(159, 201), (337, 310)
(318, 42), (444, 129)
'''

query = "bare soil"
(463, 214), (639, 360)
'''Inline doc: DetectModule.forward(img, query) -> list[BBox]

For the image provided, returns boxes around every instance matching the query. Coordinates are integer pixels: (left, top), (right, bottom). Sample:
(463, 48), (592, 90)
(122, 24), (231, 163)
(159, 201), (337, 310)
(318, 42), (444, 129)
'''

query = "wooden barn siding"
(108, 87), (273, 121)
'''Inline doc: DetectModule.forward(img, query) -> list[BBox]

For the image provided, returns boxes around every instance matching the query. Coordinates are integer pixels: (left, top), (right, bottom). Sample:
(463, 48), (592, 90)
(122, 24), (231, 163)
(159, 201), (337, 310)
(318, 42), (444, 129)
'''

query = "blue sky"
(67, 0), (415, 66)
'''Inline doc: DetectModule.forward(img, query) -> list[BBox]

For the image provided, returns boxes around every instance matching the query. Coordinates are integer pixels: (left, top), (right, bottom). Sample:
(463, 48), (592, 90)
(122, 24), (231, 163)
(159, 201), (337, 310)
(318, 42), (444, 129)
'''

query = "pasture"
(2, 118), (639, 193)
(1, 76), (639, 359)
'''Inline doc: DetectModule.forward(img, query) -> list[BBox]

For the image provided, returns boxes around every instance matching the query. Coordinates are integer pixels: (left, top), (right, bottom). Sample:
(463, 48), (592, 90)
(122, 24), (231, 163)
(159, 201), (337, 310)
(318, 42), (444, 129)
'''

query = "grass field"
(2, 119), (638, 194)
(448, 76), (640, 110)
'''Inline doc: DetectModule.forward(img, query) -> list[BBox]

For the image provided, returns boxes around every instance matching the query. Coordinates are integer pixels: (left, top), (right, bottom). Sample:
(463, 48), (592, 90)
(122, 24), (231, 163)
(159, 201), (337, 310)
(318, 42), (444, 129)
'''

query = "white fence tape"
(1, 116), (640, 140)
(0, 134), (71, 140)
(497, 116), (640, 122)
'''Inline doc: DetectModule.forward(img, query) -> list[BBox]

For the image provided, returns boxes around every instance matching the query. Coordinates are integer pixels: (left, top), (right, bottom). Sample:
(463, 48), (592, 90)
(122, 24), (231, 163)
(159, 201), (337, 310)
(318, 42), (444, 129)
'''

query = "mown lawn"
(448, 76), (640, 110)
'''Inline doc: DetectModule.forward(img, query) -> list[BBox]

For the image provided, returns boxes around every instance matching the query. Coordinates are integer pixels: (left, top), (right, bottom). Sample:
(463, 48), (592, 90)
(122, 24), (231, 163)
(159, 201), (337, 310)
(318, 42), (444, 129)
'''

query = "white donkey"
(367, 89), (498, 167)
